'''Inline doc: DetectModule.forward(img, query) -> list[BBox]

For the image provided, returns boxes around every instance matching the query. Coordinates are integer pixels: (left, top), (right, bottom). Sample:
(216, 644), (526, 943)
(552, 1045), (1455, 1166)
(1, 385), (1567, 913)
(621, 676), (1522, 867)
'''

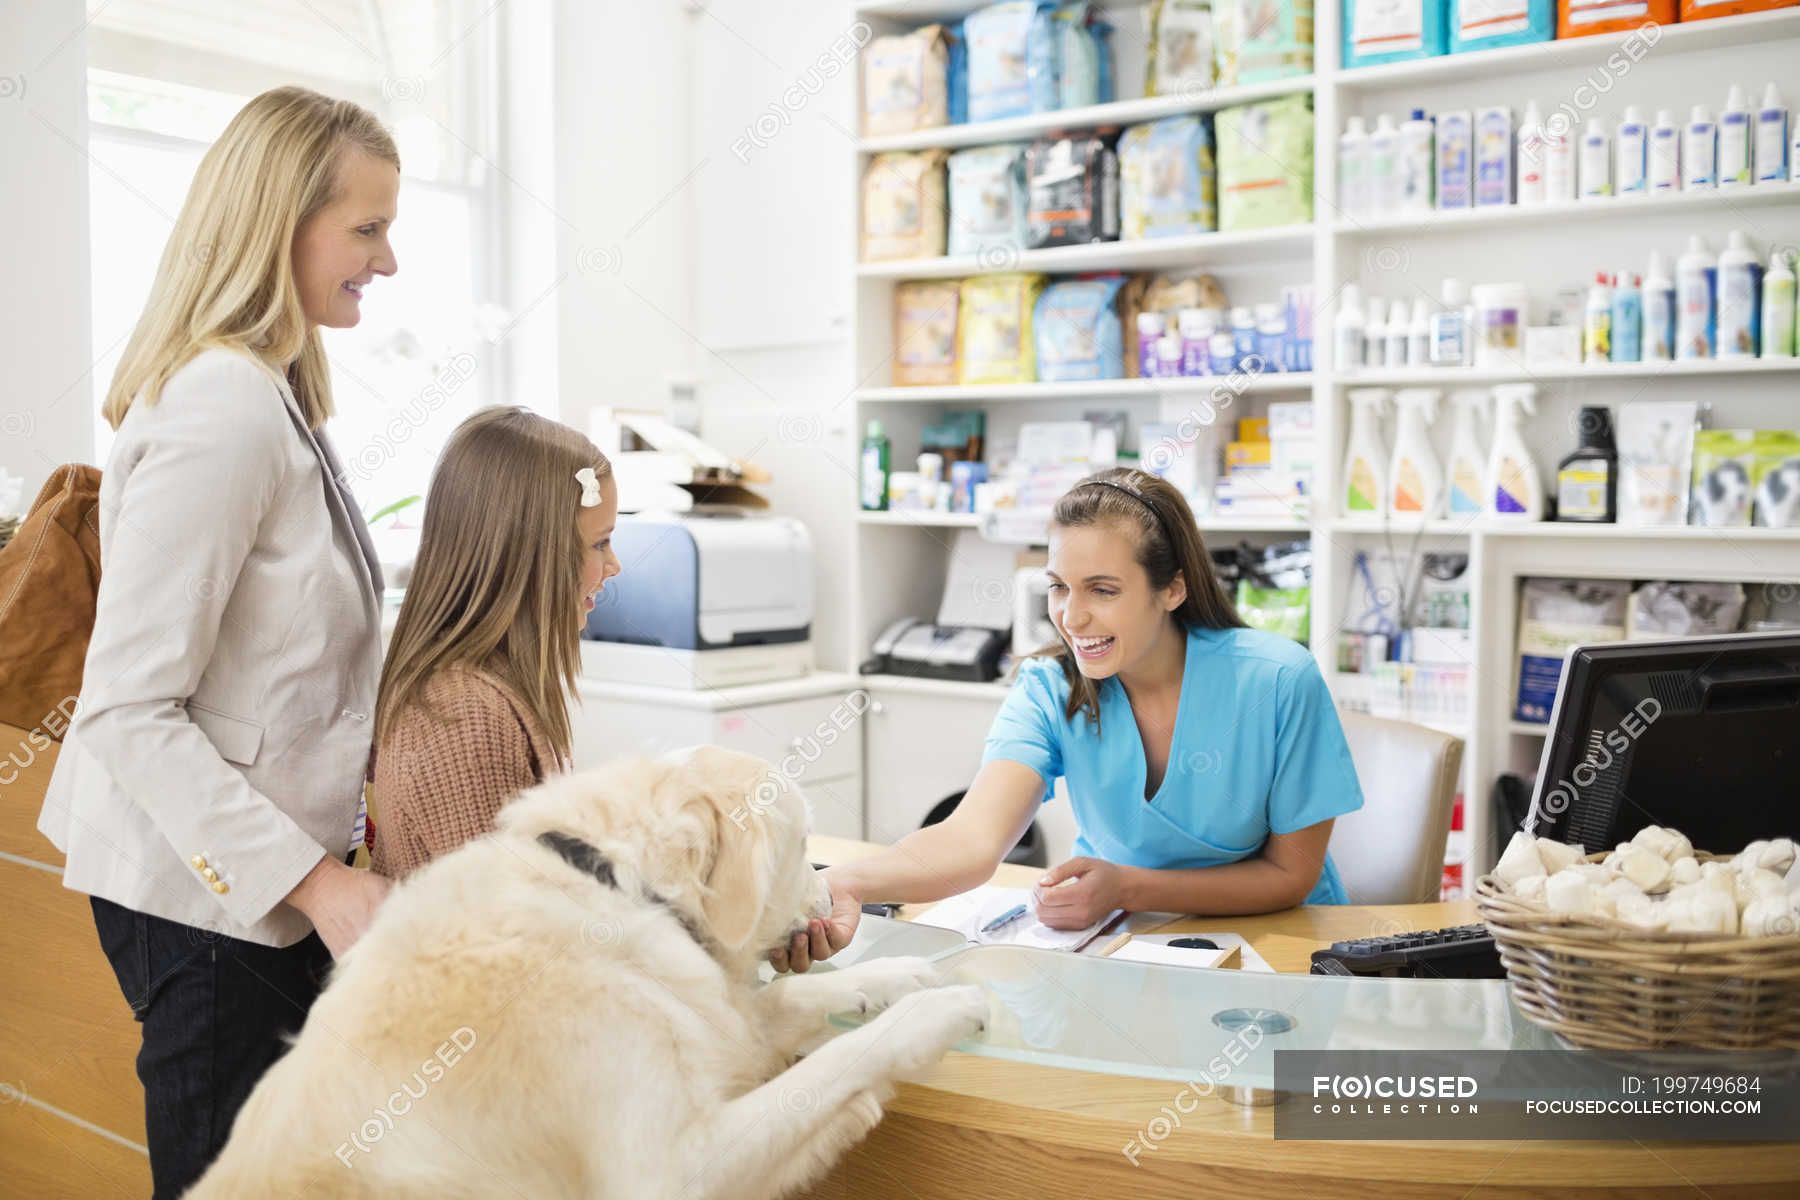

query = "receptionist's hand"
(769, 870), (861, 973)
(1034, 857), (1126, 930)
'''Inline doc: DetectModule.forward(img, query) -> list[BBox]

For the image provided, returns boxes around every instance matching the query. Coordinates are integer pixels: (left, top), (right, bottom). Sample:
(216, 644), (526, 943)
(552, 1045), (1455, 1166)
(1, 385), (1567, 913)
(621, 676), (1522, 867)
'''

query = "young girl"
(777, 466), (1365, 972)
(370, 406), (619, 878)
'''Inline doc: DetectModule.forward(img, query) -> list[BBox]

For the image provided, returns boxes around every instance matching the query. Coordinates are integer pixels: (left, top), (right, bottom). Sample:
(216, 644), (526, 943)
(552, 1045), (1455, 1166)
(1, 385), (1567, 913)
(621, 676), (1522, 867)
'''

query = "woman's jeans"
(89, 896), (331, 1199)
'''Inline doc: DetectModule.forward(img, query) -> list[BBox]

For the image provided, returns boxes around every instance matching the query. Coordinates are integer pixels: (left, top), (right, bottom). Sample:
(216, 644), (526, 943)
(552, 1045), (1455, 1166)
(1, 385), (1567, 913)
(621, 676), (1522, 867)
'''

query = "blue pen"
(979, 903), (1029, 934)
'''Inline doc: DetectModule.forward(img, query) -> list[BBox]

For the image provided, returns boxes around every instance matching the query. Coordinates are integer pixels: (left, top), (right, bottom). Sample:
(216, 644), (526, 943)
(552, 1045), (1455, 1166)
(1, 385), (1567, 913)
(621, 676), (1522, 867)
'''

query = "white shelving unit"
(850, 2), (1800, 877)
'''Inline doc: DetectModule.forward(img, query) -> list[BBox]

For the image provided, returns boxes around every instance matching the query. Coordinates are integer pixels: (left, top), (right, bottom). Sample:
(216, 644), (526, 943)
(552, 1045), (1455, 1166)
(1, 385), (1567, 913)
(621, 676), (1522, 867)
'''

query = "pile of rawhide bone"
(1493, 828), (1800, 937)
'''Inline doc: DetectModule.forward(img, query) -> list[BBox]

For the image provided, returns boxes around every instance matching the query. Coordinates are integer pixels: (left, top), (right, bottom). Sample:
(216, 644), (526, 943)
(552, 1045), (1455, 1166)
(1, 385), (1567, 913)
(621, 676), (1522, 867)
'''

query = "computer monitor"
(1526, 632), (1800, 855)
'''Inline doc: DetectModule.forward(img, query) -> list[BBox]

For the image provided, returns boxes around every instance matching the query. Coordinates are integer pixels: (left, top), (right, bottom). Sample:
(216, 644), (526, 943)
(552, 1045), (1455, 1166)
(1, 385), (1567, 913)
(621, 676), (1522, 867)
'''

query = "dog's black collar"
(536, 830), (714, 952)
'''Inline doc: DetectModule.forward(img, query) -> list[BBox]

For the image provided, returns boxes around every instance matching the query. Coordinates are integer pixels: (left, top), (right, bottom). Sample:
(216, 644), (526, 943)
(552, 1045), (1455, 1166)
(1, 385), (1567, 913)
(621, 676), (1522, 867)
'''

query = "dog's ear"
(664, 748), (777, 952)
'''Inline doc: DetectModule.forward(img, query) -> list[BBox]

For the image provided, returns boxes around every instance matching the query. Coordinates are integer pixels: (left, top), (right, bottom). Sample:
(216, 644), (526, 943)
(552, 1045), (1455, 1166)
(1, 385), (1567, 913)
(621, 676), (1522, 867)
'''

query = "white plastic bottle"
(1485, 382), (1543, 520)
(1399, 108), (1435, 214)
(1584, 272), (1613, 363)
(1408, 298), (1431, 364)
(1676, 235), (1718, 360)
(1446, 390), (1490, 517)
(1545, 114), (1577, 203)
(1339, 115), (1371, 220)
(1334, 284), (1366, 373)
(1365, 296), (1388, 367)
(1579, 118), (1611, 199)
(1763, 250), (1796, 358)
(1429, 279), (1470, 367)
(1755, 84), (1789, 186)
(1648, 109), (1681, 193)
(1615, 106), (1648, 196)
(1386, 299), (1411, 366)
(1683, 105), (1717, 190)
(1343, 389), (1392, 517)
(1517, 101), (1547, 206)
(1718, 84), (1751, 187)
(1716, 229), (1763, 358)
(1389, 389), (1445, 517)
(1369, 114), (1400, 218)
(1642, 249), (1677, 362)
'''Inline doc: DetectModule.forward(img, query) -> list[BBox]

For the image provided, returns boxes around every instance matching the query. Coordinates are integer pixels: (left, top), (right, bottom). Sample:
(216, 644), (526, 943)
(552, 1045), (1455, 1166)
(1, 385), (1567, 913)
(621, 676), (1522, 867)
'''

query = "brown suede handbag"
(0, 464), (102, 736)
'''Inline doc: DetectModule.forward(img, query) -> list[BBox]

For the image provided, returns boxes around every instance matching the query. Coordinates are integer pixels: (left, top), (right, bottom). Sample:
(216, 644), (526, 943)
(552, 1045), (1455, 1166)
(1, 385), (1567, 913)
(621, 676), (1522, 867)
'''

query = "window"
(84, 0), (508, 531)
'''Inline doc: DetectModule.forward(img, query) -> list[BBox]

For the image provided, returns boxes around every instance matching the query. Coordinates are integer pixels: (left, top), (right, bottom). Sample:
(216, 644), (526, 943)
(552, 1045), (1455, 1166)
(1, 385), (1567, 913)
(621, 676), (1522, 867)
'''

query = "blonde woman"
(370, 408), (619, 879)
(40, 87), (399, 1196)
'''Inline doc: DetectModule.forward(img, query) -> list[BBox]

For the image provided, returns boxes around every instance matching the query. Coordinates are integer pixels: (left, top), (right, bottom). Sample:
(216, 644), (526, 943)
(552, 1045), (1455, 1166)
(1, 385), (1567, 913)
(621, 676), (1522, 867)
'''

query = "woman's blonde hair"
(376, 408), (613, 765)
(103, 86), (399, 431)
(1034, 467), (1244, 731)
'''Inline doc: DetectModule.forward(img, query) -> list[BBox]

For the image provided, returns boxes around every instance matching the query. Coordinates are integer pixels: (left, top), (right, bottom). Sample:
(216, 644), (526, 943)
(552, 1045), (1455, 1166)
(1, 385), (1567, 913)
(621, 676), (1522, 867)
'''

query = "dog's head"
(498, 746), (832, 962)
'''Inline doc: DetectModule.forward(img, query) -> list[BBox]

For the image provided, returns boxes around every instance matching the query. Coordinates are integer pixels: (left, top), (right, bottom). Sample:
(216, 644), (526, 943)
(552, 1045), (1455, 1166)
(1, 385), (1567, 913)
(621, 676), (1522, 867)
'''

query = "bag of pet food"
(1216, 0), (1314, 85)
(1033, 277), (1126, 381)
(1146, 0), (1219, 97)
(957, 273), (1047, 384)
(1513, 578), (1628, 723)
(1142, 270), (1230, 317)
(1216, 94), (1314, 230)
(1626, 582), (1747, 640)
(892, 281), (962, 386)
(1752, 430), (1800, 529)
(947, 144), (1030, 258)
(966, 3), (1052, 123)
(947, 21), (969, 124)
(862, 25), (950, 136)
(1047, 4), (1115, 110)
(1026, 133), (1119, 248)
(1120, 116), (1218, 240)
(1688, 429), (1756, 528)
(861, 151), (948, 262)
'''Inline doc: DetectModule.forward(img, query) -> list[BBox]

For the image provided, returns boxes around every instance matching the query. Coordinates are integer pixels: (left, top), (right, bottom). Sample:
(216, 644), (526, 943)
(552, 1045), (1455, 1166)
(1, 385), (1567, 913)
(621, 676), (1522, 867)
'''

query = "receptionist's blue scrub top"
(982, 623), (1364, 905)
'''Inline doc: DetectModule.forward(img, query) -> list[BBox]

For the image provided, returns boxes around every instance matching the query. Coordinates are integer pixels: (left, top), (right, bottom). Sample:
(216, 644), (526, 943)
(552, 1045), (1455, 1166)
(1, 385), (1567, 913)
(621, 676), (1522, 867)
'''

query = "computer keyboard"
(1309, 923), (1505, 979)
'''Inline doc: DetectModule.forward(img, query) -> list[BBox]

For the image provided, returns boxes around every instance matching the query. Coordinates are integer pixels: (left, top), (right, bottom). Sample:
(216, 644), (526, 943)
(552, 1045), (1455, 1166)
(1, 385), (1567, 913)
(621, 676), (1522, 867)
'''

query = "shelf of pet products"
(1337, 359), (1800, 385)
(859, 75), (1317, 154)
(856, 510), (986, 527)
(853, 372), (1316, 403)
(1333, 7), (1800, 93)
(1332, 184), (1800, 239)
(858, 508), (1313, 536)
(1327, 516), (1800, 542)
(855, 224), (1315, 280)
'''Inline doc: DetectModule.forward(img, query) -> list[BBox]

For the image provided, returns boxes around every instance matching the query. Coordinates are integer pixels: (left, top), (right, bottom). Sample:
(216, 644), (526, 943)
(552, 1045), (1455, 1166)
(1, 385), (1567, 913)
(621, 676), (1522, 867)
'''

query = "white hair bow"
(575, 467), (602, 508)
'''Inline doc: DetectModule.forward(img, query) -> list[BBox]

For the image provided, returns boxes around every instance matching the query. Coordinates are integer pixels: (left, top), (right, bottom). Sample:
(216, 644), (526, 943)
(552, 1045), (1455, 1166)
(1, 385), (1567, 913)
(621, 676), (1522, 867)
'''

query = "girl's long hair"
(375, 407), (612, 764)
(1034, 467), (1244, 729)
(103, 86), (398, 431)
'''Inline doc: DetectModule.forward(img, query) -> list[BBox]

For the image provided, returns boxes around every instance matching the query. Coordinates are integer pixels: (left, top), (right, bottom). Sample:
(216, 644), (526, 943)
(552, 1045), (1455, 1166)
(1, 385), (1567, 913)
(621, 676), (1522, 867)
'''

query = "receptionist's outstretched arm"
(1035, 819), (1336, 930)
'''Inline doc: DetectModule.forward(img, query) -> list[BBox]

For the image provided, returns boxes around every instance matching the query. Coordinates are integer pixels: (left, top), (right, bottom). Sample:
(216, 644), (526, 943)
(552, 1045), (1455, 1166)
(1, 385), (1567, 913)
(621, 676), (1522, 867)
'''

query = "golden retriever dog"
(185, 746), (988, 1199)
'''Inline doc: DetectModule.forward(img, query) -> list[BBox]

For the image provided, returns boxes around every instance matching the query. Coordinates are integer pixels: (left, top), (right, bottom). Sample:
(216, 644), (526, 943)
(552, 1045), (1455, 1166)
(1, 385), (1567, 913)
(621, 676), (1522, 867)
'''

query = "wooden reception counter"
(799, 836), (1800, 1200)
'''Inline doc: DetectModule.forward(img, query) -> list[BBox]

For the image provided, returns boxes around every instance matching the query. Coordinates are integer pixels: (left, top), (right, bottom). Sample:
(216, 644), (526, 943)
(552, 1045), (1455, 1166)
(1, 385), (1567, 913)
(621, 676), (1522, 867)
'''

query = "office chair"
(1328, 713), (1465, 905)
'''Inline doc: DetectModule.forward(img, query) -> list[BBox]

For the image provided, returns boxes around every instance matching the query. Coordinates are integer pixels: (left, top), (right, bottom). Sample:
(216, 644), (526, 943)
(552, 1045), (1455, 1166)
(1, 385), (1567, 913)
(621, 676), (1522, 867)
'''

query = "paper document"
(913, 886), (1121, 952)
(1106, 933), (1242, 969)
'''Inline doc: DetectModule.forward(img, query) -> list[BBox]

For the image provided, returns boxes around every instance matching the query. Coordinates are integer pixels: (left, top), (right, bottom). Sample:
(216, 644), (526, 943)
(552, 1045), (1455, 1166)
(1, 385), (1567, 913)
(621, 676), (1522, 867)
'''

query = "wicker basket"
(1475, 852), (1800, 1051)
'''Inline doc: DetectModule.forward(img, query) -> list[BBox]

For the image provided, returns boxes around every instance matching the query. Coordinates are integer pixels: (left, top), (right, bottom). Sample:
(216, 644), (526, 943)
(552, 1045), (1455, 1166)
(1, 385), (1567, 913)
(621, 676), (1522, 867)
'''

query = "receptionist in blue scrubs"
(773, 467), (1365, 972)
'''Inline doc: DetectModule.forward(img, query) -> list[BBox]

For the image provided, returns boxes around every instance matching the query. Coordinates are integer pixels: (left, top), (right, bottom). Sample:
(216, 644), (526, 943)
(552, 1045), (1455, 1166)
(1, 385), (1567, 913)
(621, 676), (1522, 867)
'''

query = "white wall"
(555, 0), (861, 671)
(0, 0), (95, 503)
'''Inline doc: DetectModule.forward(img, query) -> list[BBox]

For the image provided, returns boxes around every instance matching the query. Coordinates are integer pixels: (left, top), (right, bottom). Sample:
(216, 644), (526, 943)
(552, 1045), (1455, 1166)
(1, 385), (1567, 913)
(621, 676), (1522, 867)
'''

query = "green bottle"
(860, 419), (891, 511)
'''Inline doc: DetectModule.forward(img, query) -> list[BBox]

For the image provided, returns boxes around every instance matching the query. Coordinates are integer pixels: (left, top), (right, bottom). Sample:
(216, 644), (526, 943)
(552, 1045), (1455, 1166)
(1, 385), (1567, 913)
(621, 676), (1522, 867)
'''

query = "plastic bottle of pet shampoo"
(1486, 383), (1543, 520)
(1517, 101), (1547, 205)
(1716, 230), (1763, 358)
(1544, 114), (1577, 202)
(1343, 389), (1392, 516)
(1763, 250), (1796, 358)
(1583, 273), (1612, 363)
(1579, 118), (1611, 198)
(1683, 106), (1717, 190)
(1616, 106), (1648, 195)
(1339, 115), (1371, 219)
(1369, 114), (1400, 217)
(1648, 109), (1681, 193)
(1755, 84), (1788, 185)
(1718, 84), (1751, 187)
(1676, 235), (1717, 360)
(1642, 249), (1676, 362)
(1611, 271), (1642, 363)
(1399, 109), (1436, 214)
(1446, 390), (1490, 516)
(1389, 389), (1445, 517)
(1334, 284), (1366, 373)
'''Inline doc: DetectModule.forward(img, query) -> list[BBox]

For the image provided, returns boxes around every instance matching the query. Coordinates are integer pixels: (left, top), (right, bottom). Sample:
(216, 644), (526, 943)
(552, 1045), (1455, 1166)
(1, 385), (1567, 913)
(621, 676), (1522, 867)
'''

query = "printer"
(580, 512), (814, 689)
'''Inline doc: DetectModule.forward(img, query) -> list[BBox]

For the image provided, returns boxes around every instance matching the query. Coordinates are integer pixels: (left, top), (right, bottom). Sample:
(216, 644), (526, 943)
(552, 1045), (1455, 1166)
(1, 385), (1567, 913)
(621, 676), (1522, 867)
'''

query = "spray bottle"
(1389, 389), (1445, 517)
(1343, 389), (1392, 517)
(1446, 390), (1490, 517)
(1486, 383), (1543, 520)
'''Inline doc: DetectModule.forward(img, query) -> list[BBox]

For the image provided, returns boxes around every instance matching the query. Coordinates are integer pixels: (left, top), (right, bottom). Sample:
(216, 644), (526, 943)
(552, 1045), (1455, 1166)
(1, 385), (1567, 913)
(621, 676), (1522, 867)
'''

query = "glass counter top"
(823, 920), (1555, 1090)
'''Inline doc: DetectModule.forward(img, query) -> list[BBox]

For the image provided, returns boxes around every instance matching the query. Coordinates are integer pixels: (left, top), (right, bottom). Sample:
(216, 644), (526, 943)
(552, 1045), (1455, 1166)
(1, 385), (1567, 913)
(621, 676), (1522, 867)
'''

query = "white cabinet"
(863, 678), (1077, 866)
(571, 672), (868, 841)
